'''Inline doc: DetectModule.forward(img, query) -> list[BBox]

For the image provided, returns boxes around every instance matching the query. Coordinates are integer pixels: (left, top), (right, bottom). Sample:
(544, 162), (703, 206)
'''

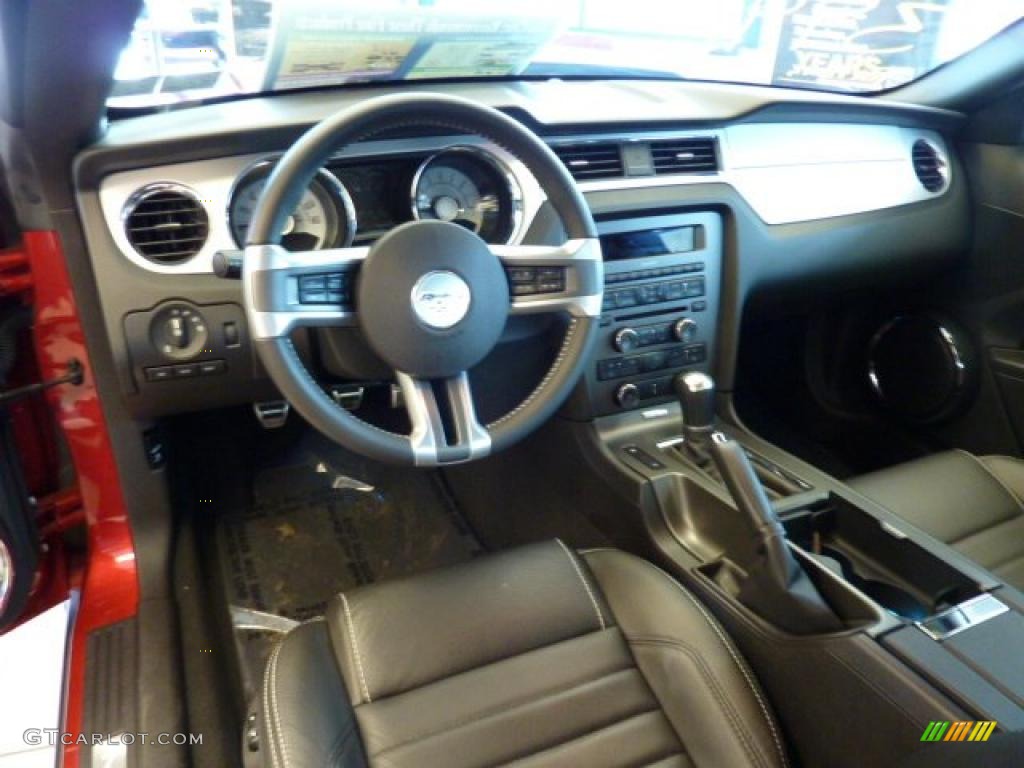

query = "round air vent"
(911, 139), (948, 193)
(123, 184), (209, 265)
(868, 313), (975, 424)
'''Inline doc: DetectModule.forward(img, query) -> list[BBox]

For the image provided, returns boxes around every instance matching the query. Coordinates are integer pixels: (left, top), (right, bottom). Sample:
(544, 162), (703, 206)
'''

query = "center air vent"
(650, 137), (719, 175)
(911, 139), (948, 193)
(551, 142), (624, 181)
(123, 184), (209, 265)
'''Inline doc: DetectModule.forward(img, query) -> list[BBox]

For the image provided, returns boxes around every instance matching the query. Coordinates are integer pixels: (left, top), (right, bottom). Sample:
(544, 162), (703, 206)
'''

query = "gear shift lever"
(670, 375), (841, 632)
(674, 371), (716, 448)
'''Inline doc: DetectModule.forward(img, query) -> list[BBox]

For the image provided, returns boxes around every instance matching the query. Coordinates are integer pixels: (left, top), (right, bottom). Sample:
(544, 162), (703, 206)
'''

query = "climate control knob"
(614, 382), (640, 409)
(613, 327), (641, 353)
(673, 318), (698, 343)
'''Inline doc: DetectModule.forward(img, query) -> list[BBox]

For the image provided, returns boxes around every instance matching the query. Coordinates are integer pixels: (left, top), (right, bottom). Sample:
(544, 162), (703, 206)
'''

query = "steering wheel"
(242, 93), (603, 466)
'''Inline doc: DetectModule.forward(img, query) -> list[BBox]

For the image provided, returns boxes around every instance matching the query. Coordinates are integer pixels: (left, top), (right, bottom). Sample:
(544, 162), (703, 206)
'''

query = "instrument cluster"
(228, 146), (522, 250)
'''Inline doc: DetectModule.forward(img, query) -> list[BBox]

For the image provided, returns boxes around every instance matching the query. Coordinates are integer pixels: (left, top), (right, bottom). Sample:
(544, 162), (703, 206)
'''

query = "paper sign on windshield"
(264, 3), (560, 91)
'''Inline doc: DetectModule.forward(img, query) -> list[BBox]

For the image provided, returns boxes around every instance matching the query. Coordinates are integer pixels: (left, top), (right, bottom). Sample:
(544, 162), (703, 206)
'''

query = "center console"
(583, 210), (722, 416)
(585, 374), (1024, 767)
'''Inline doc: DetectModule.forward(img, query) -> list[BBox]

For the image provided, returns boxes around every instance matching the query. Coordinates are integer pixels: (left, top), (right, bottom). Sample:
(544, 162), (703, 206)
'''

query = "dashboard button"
(173, 363), (198, 378)
(144, 366), (174, 382)
(615, 289), (638, 308)
(198, 359), (227, 376)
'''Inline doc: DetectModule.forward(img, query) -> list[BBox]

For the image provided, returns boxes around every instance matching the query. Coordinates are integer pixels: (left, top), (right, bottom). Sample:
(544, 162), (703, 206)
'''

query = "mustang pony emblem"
(410, 270), (472, 329)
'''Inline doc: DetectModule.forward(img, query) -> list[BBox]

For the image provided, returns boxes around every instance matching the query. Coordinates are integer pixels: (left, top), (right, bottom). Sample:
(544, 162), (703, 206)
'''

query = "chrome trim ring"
(120, 181), (208, 265)
(0, 535), (13, 618)
(227, 157), (357, 249)
(409, 145), (524, 244)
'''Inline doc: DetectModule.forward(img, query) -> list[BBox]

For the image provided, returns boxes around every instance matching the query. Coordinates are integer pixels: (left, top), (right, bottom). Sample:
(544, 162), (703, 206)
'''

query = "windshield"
(108, 0), (1024, 110)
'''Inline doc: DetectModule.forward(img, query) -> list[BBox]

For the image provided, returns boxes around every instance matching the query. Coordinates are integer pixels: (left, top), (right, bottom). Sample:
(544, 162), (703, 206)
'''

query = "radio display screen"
(600, 226), (698, 261)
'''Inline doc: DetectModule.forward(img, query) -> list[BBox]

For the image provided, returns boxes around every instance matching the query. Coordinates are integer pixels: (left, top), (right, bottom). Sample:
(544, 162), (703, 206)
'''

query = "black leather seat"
(261, 540), (787, 768)
(849, 450), (1024, 590)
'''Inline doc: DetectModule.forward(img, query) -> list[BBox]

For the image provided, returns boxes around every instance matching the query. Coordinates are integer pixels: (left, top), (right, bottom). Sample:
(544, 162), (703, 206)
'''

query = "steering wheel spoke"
(491, 238), (603, 318)
(243, 243), (370, 339)
(396, 371), (491, 466)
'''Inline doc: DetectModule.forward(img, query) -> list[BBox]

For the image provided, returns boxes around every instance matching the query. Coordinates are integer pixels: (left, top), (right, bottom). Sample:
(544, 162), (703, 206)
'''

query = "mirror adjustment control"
(673, 317), (698, 343)
(613, 327), (640, 353)
(614, 382), (640, 409)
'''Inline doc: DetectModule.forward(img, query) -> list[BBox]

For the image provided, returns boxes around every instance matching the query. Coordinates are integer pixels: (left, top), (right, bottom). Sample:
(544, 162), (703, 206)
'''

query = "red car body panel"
(22, 230), (139, 767)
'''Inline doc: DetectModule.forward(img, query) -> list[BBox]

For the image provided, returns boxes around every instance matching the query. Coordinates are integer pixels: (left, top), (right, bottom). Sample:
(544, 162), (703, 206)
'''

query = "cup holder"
(783, 497), (982, 622)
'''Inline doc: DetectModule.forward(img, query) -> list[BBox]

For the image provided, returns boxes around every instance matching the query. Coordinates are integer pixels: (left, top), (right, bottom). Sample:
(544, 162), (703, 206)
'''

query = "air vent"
(650, 137), (719, 175)
(911, 139), (948, 193)
(551, 142), (624, 181)
(123, 185), (209, 265)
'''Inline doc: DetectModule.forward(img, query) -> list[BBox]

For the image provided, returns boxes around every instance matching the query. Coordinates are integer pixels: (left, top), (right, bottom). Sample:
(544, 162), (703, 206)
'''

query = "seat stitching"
(266, 619), (326, 768)
(265, 636), (286, 768)
(363, 626), (618, 705)
(490, 708), (664, 767)
(958, 450), (1024, 512)
(630, 636), (768, 768)
(372, 664), (638, 758)
(339, 592), (372, 703)
(633, 559), (788, 768)
(557, 538), (606, 630)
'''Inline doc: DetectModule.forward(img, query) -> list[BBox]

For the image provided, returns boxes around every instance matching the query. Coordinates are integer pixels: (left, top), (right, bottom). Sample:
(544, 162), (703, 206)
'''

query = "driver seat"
(260, 540), (787, 768)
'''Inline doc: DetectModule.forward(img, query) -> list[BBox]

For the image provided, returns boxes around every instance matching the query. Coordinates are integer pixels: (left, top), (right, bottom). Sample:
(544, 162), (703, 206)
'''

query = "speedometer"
(411, 147), (521, 244)
(230, 162), (356, 251)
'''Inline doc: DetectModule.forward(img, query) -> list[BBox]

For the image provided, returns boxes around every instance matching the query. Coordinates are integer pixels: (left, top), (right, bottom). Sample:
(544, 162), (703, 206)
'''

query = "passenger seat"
(849, 451), (1024, 590)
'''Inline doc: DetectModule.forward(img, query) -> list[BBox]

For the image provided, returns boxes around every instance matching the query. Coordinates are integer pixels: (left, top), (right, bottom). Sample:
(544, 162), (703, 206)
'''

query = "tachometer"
(411, 147), (520, 244)
(230, 162), (355, 251)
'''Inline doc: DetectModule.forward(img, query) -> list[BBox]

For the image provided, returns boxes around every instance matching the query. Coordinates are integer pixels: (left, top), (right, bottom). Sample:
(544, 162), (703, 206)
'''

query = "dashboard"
(74, 79), (972, 421)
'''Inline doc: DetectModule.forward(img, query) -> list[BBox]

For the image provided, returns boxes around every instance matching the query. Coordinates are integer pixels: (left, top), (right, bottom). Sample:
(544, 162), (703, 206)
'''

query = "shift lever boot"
(709, 433), (843, 634)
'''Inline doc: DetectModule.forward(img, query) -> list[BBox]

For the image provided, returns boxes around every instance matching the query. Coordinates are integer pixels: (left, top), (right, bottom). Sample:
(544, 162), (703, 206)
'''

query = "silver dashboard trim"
(98, 123), (952, 275)
(99, 135), (546, 275)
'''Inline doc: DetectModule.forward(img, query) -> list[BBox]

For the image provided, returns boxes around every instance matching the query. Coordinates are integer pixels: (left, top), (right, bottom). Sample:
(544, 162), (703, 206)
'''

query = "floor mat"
(216, 434), (483, 622)
(211, 431), (485, 718)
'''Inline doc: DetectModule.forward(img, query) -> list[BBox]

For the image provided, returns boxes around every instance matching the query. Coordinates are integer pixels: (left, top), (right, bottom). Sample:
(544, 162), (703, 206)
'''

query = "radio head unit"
(581, 211), (722, 417)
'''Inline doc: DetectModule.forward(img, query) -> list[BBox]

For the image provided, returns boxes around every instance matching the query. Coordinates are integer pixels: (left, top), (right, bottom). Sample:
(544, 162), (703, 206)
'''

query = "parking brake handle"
(709, 432), (843, 634)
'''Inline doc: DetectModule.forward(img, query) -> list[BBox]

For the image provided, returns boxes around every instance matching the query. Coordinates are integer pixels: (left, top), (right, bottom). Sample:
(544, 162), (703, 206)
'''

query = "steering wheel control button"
(357, 220), (508, 378)
(298, 272), (352, 305)
(151, 303), (209, 360)
(505, 265), (565, 296)
(411, 271), (472, 330)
